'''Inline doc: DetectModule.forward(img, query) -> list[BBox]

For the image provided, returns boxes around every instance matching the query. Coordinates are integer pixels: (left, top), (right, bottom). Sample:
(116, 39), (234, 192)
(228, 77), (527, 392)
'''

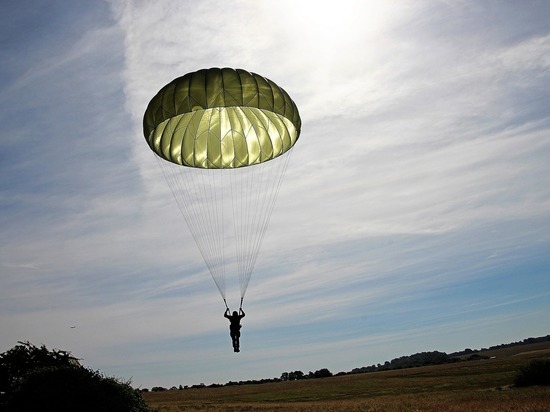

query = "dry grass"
(143, 342), (550, 411)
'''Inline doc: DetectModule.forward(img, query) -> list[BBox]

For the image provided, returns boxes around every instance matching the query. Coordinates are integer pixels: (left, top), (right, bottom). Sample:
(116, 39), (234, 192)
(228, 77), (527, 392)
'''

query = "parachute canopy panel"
(143, 68), (301, 169)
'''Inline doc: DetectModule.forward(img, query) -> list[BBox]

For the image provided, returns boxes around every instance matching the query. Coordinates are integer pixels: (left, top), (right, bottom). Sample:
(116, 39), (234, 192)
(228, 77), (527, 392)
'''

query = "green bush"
(0, 341), (76, 396)
(7, 366), (148, 412)
(514, 359), (550, 387)
(0, 342), (148, 412)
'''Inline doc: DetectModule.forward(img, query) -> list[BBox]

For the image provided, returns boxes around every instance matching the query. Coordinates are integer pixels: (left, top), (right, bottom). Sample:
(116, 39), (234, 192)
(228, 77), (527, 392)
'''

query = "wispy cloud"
(0, 0), (548, 388)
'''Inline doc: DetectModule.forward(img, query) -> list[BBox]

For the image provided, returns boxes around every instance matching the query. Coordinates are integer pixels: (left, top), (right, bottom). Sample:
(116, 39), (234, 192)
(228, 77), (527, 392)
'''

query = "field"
(143, 342), (550, 411)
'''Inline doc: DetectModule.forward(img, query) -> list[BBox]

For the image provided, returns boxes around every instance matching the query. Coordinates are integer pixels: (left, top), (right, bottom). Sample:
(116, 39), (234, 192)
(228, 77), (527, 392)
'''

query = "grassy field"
(143, 342), (550, 411)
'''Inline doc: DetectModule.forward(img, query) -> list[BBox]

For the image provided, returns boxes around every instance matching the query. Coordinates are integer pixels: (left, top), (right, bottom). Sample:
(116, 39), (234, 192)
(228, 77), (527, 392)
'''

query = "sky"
(1, 0), (549, 388)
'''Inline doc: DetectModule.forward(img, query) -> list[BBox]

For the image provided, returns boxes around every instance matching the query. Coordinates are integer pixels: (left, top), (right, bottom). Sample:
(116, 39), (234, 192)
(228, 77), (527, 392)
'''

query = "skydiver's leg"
(234, 330), (240, 352)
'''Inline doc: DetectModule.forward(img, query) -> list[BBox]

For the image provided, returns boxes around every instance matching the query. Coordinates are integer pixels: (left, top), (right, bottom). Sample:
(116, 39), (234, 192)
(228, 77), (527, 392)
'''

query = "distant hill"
(449, 335), (550, 358)
(349, 335), (550, 375)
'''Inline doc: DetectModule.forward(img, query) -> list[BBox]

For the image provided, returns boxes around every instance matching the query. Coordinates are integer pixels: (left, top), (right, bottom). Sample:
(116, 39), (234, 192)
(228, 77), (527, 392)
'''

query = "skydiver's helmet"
(233, 311), (238, 316)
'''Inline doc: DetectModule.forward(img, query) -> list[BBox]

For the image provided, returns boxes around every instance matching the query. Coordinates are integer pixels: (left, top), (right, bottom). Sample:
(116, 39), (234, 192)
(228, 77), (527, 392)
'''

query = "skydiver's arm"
(239, 309), (245, 318)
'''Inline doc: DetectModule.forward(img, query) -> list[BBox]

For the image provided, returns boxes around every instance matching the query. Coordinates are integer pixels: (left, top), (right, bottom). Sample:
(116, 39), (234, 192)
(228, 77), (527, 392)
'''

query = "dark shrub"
(6, 366), (148, 412)
(514, 359), (550, 387)
(0, 342), (148, 412)
(0, 342), (76, 396)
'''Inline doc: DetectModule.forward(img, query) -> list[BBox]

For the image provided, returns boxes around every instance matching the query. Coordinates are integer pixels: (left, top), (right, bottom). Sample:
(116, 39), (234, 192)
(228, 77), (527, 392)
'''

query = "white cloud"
(1, 0), (549, 388)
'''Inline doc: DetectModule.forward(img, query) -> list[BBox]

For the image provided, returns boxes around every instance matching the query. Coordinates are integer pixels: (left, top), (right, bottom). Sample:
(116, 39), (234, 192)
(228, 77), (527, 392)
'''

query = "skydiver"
(224, 308), (245, 352)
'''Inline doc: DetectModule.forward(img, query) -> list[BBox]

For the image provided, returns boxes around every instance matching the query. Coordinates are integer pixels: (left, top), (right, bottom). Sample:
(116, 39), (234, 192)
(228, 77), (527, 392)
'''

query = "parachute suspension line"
(230, 163), (252, 300)
(216, 168), (226, 298)
(238, 158), (265, 297)
(193, 166), (226, 300)
(182, 167), (222, 296)
(233, 159), (259, 299)
(155, 155), (226, 301)
(206, 110), (226, 300)
(244, 149), (293, 291)
(231, 149), (294, 300)
(155, 147), (293, 307)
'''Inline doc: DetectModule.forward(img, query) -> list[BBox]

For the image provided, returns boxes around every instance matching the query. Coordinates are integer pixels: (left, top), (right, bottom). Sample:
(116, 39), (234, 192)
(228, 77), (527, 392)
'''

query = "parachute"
(143, 68), (301, 308)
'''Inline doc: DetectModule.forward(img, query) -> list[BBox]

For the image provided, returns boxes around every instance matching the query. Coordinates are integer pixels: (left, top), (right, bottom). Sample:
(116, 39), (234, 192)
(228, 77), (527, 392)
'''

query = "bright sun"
(290, 0), (392, 39)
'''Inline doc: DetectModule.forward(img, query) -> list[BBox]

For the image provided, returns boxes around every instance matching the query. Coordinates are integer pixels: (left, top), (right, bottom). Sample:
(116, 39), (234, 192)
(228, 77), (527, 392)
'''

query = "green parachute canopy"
(143, 67), (301, 169)
(143, 68), (301, 307)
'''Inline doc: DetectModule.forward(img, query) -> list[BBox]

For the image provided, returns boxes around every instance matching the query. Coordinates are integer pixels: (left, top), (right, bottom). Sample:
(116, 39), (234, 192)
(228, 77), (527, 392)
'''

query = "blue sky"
(1, 0), (549, 388)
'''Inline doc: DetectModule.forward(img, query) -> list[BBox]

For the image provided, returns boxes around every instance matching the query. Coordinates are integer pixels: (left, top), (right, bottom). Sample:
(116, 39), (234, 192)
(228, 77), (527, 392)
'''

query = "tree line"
(449, 335), (550, 357)
(144, 368), (334, 392)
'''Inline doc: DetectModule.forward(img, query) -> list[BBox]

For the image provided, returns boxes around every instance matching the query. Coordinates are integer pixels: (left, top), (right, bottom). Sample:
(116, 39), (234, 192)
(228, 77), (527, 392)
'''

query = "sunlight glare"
(291, 0), (391, 40)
